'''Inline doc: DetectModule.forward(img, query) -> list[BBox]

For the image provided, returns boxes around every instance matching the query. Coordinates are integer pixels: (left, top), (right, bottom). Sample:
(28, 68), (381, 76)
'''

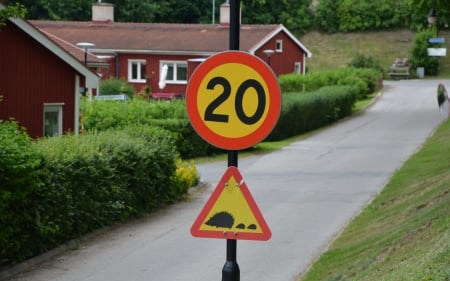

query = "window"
(160, 61), (188, 84)
(128, 59), (147, 83)
(276, 40), (283, 52)
(44, 103), (63, 137)
(294, 62), (302, 74)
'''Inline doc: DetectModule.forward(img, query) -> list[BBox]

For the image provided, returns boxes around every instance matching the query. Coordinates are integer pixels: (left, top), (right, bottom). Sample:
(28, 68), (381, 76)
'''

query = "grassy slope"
(300, 30), (450, 77)
(298, 30), (450, 280)
(300, 120), (450, 281)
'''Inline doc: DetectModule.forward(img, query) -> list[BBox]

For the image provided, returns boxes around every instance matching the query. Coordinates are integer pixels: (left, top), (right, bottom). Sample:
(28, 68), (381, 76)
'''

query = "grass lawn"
(298, 117), (450, 281)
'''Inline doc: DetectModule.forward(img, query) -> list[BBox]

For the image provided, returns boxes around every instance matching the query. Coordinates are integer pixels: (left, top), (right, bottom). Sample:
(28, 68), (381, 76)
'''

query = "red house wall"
(255, 31), (306, 76)
(0, 22), (77, 138)
(116, 54), (207, 96)
(103, 31), (307, 97)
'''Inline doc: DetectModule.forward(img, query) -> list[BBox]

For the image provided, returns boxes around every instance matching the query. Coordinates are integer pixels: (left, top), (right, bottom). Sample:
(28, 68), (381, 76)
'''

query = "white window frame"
(44, 103), (64, 137)
(160, 60), (188, 84)
(276, 40), (283, 53)
(128, 59), (147, 83)
(294, 62), (302, 74)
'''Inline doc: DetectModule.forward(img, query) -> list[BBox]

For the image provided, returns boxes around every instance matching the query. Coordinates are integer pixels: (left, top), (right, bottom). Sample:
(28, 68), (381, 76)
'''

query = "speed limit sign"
(186, 51), (281, 150)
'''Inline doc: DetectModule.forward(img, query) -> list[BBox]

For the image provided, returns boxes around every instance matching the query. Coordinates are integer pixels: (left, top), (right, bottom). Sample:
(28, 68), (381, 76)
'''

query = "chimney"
(219, 0), (241, 26)
(92, 1), (114, 23)
(219, 1), (230, 25)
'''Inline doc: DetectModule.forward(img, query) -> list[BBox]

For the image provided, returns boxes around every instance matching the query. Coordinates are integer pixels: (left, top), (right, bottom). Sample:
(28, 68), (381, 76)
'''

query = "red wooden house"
(31, 2), (311, 98)
(0, 4), (100, 138)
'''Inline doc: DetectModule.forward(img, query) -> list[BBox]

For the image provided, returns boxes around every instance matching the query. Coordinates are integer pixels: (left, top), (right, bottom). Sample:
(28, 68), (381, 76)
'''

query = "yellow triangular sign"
(191, 166), (271, 241)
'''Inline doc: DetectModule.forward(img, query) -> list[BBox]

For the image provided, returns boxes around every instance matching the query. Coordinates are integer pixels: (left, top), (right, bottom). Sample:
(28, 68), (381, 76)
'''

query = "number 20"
(204, 76), (266, 125)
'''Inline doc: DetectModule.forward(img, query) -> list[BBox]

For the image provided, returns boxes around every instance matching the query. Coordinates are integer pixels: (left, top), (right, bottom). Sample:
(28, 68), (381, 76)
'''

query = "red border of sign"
(191, 166), (271, 241)
(186, 51), (281, 150)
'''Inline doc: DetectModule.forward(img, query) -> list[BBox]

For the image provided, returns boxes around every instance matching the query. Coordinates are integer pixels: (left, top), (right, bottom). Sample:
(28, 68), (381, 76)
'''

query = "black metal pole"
(222, 1), (240, 280)
(229, 0), (239, 51)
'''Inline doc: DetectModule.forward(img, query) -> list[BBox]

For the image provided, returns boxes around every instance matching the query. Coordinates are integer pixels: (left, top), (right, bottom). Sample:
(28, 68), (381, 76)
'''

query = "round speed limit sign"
(186, 51), (281, 150)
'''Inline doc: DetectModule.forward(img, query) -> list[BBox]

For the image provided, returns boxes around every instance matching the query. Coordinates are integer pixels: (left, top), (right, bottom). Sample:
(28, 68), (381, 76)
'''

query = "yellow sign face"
(186, 51), (281, 150)
(191, 166), (271, 241)
(197, 63), (270, 139)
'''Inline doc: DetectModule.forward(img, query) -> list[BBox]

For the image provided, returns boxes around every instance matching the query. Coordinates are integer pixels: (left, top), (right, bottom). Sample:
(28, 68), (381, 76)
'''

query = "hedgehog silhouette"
(205, 211), (235, 228)
(235, 223), (245, 229)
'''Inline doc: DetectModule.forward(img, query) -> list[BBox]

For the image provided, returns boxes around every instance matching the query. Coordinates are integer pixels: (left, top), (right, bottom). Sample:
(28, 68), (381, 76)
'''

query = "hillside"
(298, 31), (450, 280)
(299, 118), (450, 280)
(300, 29), (450, 77)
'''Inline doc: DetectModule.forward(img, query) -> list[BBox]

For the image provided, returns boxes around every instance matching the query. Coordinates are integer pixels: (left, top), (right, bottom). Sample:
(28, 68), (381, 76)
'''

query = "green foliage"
(348, 53), (384, 73)
(408, 0), (450, 31)
(241, 0), (312, 32)
(266, 86), (358, 141)
(99, 77), (135, 99)
(9, 0), (450, 33)
(82, 99), (218, 158)
(0, 120), (199, 265)
(0, 2), (26, 26)
(314, 0), (342, 33)
(279, 67), (381, 99)
(0, 120), (41, 194)
(0, 120), (43, 264)
(409, 28), (440, 76)
(338, 0), (411, 32)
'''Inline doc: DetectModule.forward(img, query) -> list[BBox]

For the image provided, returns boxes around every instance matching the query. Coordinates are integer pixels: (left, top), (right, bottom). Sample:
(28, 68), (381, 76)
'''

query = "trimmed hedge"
(279, 67), (381, 99)
(0, 120), (43, 264)
(82, 68), (379, 158)
(266, 86), (358, 141)
(0, 127), (198, 266)
(82, 99), (220, 159)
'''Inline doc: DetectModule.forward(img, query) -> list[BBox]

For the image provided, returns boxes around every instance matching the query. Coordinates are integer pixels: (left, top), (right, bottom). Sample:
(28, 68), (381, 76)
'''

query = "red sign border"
(186, 51), (281, 150)
(190, 166), (271, 241)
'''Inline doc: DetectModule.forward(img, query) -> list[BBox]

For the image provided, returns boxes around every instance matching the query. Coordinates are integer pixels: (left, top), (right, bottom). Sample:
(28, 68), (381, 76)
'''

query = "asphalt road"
(4, 79), (445, 281)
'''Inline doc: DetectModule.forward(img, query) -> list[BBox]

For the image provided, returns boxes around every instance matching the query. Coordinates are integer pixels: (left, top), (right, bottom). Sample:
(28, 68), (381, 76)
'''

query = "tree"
(314, 0), (341, 33)
(408, 0), (450, 30)
(0, 2), (26, 26)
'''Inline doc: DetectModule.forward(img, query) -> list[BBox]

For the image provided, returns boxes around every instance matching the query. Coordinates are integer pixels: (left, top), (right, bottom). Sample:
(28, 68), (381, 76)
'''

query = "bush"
(314, 0), (342, 33)
(82, 99), (218, 158)
(0, 120), (43, 264)
(279, 67), (381, 99)
(348, 53), (384, 73)
(410, 28), (440, 76)
(0, 124), (200, 266)
(99, 77), (136, 99)
(266, 86), (358, 141)
(338, 0), (410, 32)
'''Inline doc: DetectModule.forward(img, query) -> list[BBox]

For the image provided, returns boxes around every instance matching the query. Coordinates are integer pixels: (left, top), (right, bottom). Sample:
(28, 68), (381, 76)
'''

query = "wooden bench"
(389, 65), (410, 79)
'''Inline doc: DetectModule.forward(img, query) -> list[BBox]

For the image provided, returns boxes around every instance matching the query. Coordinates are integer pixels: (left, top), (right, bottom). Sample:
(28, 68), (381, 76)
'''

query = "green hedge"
(279, 67), (381, 99)
(0, 127), (192, 266)
(82, 99), (219, 159)
(266, 86), (358, 141)
(0, 120), (43, 264)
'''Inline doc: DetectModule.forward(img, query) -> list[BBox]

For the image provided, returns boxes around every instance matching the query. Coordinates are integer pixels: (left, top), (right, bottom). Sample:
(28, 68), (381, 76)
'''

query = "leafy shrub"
(0, 120), (43, 264)
(171, 159), (200, 199)
(266, 86), (358, 141)
(279, 67), (380, 99)
(410, 29), (440, 76)
(82, 99), (218, 158)
(338, 0), (411, 32)
(1, 124), (199, 266)
(348, 53), (384, 73)
(314, 0), (342, 33)
(99, 77), (136, 99)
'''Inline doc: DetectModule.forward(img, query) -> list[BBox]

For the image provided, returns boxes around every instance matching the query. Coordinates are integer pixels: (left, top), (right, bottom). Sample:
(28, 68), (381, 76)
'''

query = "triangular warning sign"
(191, 166), (271, 241)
